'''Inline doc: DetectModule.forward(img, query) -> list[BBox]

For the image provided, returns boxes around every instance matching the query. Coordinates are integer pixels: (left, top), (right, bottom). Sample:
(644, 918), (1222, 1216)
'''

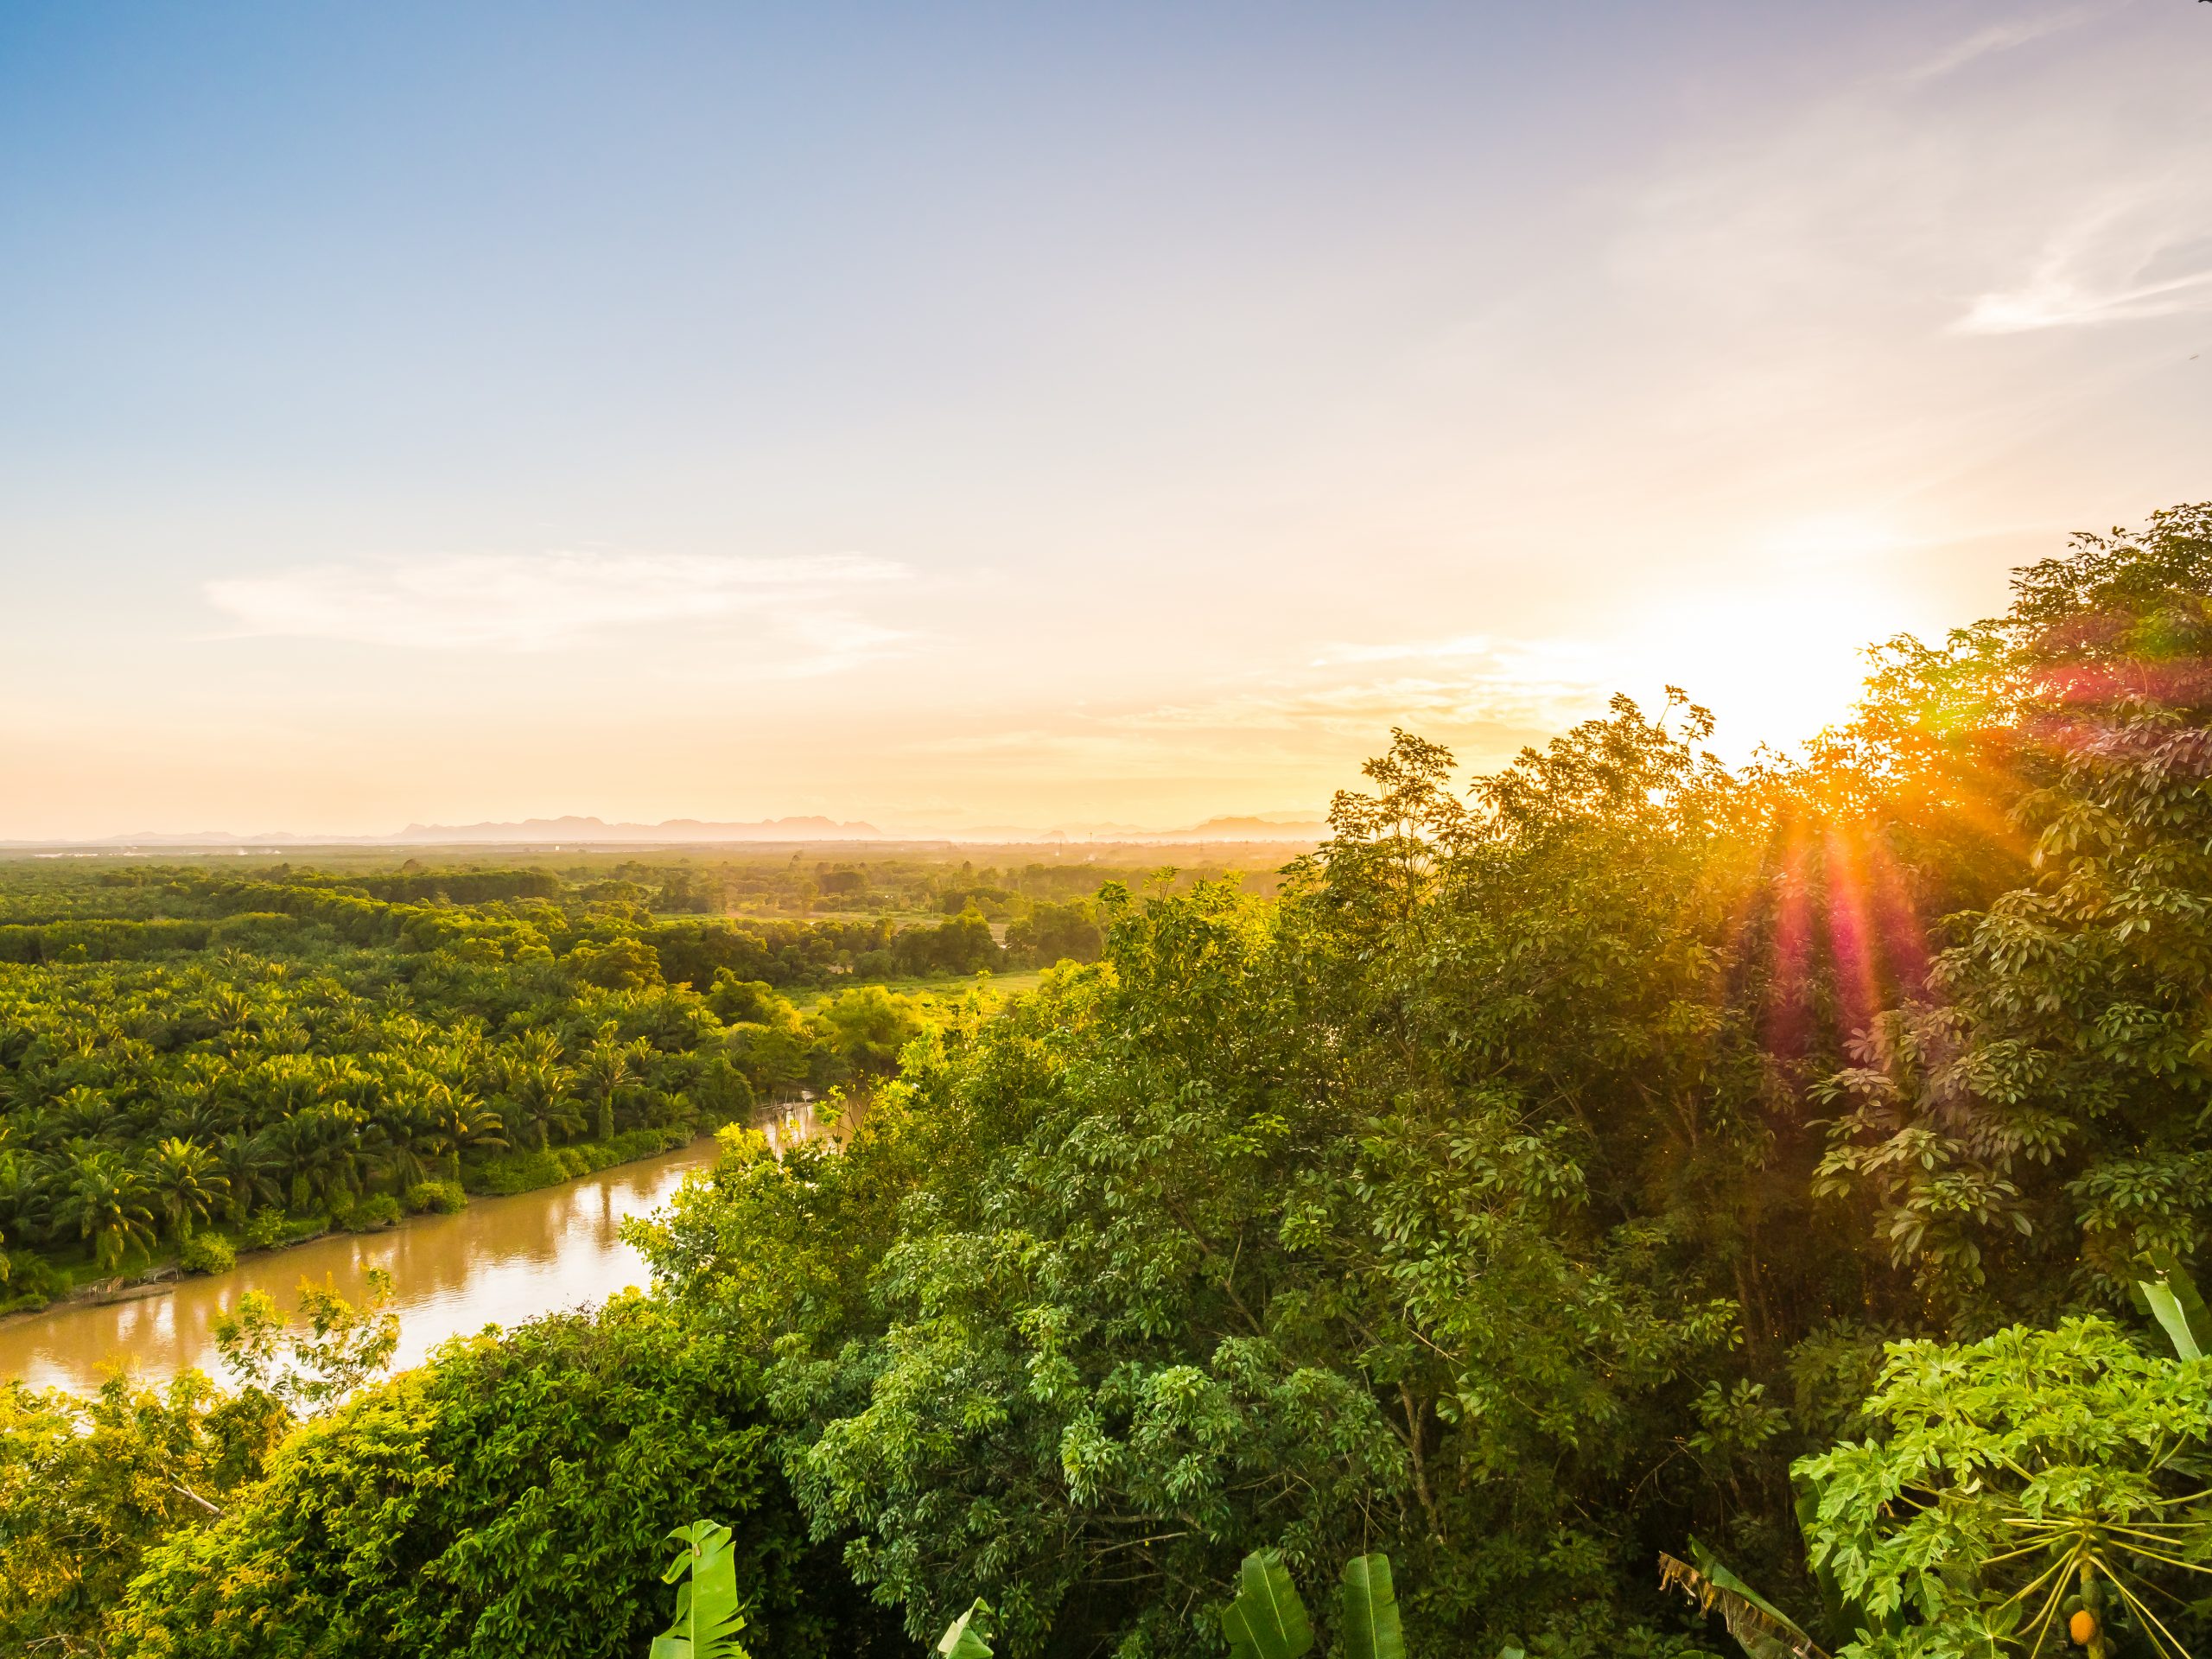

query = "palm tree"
(55, 1148), (157, 1273)
(364, 1107), (429, 1189)
(145, 1136), (226, 1243)
(497, 1039), (581, 1151)
(578, 1026), (654, 1141)
(420, 1084), (505, 1179)
(213, 1129), (283, 1222)
(48, 1084), (115, 1141)
(266, 1105), (367, 1213)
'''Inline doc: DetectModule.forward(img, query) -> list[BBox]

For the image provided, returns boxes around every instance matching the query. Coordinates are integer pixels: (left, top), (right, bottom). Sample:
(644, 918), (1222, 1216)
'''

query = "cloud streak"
(1955, 263), (2212, 335)
(1902, 7), (2098, 84)
(204, 551), (910, 663)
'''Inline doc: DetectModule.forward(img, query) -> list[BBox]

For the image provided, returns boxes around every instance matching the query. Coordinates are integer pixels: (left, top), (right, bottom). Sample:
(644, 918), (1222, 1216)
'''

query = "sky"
(3, 2), (2209, 839)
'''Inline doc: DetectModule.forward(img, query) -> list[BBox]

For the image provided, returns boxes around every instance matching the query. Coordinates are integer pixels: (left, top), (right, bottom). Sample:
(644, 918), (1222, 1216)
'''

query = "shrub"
(240, 1211), (288, 1251)
(339, 1194), (402, 1233)
(114, 1298), (895, 1659)
(474, 1148), (569, 1197)
(474, 1130), (692, 1197)
(610, 1124), (692, 1160)
(1, 1251), (66, 1313)
(179, 1234), (237, 1274)
(403, 1180), (467, 1215)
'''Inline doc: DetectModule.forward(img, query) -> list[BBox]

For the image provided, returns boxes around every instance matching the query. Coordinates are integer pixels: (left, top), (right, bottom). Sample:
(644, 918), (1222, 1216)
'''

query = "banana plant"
(1217, 1548), (1405, 1659)
(2134, 1249), (2212, 1361)
(651, 1519), (749, 1659)
(1223, 1551), (1313, 1659)
(1336, 1554), (1405, 1659)
(937, 1599), (995, 1659)
(1657, 1539), (1827, 1659)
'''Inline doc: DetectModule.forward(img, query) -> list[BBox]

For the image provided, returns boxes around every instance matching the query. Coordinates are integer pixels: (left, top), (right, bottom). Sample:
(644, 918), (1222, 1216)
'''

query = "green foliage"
(1795, 1318), (2212, 1658)
(1659, 1541), (1827, 1659)
(178, 1230), (236, 1274)
(1338, 1554), (1407, 1659)
(1223, 1551), (1315, 1659)
(0, 1273), (397, 1655)
(1004, 900), (1103, 968)
(938, 1599), (995, 1659)
(214, 1268), (401, 1412)
(404, 1178), (467, 1214)
(16, 507), (2212, 1659)
(474, 1125), (693, 1196)
(1811, 505), (2212, 1317)
(652, 1518), (750, 1659)
(2135, 1249), (2212, 1362)
(0, 861), (1069, 1281)
(339, 1192), (403, 1232)
(113, 1297), (888, 1659)
(1, 1370), (259, 1653)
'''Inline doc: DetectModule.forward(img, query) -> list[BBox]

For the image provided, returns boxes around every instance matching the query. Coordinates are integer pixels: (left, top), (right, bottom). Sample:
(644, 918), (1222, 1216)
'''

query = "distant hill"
(934, 814), (1328, 844)
(391, 814), (883, 843)
(1167, 815), (1329, 841)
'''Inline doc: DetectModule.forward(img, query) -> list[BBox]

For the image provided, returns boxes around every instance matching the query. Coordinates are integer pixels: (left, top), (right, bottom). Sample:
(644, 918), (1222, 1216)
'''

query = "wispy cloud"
(205, 551), (910, 664)
(908, 639), (1618, 780)
(1307, 634), (1494, 667)
(1903, 7), (2098, 83)
(1955, 259), (2212, 334)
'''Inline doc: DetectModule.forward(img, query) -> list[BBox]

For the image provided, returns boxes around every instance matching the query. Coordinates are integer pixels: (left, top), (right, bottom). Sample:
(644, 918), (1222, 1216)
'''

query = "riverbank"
(0, 1121), (717, 1323)
(0, 1132), (728, 1392)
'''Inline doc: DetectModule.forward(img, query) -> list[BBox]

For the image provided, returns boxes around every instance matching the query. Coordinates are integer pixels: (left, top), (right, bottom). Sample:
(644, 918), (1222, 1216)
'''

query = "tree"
(55, 1147), (157, 1272)
(1796, 1316), (2212, 1659)
(114, 1298), (893, 1659)
(413, 1084), (505, 1179)
(146, 1135), (226, 1243)
(497, 1033), (581, 1151)
(1814, 505), (2212, 1319)
(811, 984), (924, 1080)
(646, 868), (1735, 1657)
(1004, 900), (1103, 968)
(0, 1370), (245, 1654)
(579, 1026), (654, 1142)
(0, 1274), (397, 1656)
(213, 1128), (283, 1222)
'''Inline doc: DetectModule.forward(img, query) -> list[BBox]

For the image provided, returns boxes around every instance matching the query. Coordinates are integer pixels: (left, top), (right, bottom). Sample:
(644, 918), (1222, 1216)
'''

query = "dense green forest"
(0, 852), (1181, 1301)
(10, 506), (2212, 1659)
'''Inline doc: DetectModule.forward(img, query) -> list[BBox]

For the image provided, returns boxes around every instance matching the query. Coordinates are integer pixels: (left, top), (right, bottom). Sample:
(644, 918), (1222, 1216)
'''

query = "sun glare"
(1631, 520), (1916, 759)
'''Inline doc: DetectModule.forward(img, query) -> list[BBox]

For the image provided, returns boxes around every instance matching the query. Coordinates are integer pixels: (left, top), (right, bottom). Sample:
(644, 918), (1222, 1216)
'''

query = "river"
(0, 1135), (726, 1394)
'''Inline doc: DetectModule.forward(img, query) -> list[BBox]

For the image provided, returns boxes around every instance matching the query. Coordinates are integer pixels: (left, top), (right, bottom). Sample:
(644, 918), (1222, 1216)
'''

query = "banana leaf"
(1337, 1554), (1406, 1659)
(1658, 1539), (1827, 1659)
(651, 1519), (748, 1659)
(2133, 1249), (2212, 1361)
(938, 1599), (995, 1659)
(1222, 1550), (1315, 1659)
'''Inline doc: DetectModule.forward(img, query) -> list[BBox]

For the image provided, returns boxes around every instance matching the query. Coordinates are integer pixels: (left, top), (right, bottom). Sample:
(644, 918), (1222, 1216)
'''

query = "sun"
(1628, 519), (1926, 760)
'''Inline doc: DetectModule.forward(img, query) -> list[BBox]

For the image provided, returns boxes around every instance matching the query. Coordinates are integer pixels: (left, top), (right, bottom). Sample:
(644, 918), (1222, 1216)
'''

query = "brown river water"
(0, 1135), (728, 1394)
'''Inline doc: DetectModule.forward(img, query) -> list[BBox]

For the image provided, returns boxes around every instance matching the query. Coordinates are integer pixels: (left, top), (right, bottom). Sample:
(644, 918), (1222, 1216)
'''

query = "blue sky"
(3, 3), (2209, 836)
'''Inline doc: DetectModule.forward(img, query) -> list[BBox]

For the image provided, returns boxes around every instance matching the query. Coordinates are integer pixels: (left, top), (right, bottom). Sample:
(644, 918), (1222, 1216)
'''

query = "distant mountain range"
(1, 812), (1329, 850)
(391, 814), (884, 843)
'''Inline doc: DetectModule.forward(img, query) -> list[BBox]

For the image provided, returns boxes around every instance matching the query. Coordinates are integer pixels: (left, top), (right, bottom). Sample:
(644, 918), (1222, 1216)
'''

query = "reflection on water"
(0, 1135), (723, 1394)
